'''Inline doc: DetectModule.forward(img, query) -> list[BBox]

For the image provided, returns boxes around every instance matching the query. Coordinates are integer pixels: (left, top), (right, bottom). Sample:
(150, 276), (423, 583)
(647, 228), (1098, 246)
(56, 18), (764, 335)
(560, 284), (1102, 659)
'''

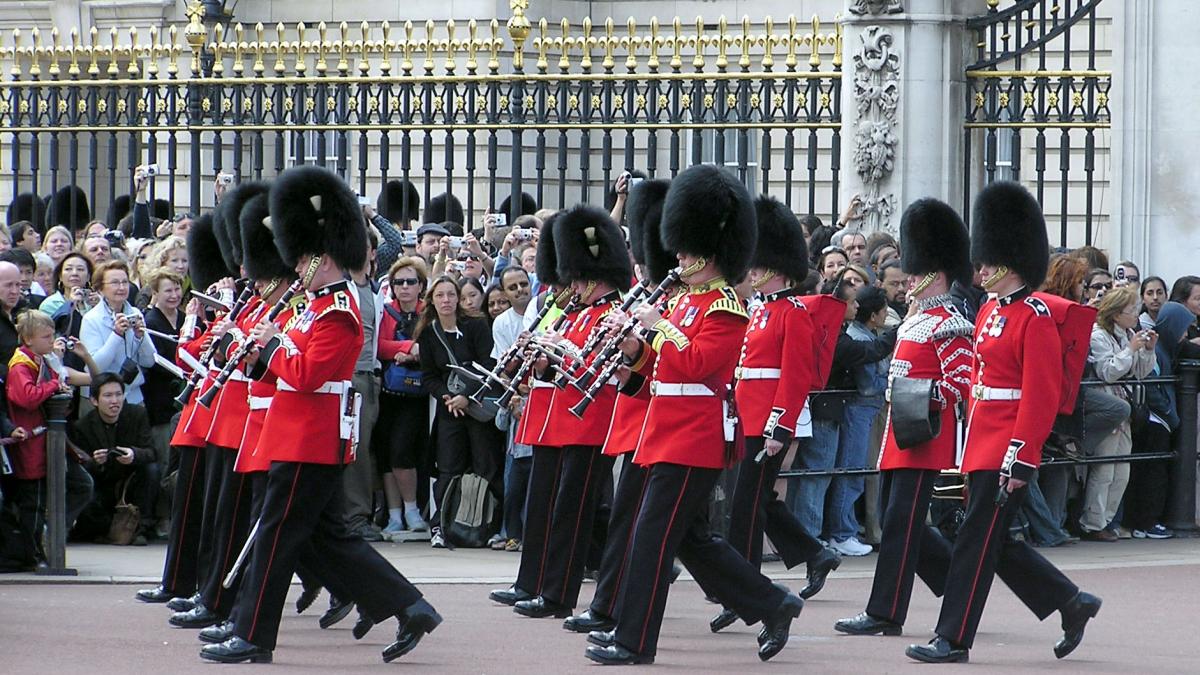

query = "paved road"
(2, 545), (1197, 673)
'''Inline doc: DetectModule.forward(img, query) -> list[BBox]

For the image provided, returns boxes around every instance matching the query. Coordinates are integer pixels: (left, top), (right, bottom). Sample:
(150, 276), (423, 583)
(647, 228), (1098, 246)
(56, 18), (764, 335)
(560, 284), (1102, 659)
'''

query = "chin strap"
(981, 265), (1009, 291)
(301, 255), (323, 289)
(261, 278), (282, 300)
(680, 256), (708, 278)
(582, 280), (597, 304)
(751, 269), (777, 291)
(907, 271), (937, 302)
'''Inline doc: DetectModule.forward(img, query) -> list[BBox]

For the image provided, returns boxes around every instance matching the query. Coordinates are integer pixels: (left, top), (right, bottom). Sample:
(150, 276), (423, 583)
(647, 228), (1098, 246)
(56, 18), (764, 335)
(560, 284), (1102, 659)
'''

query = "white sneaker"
(430, 527), (446, 549)
(406, 510), (429, 532)
(830, 536), (873, 557)
(382, 519), (406, 536)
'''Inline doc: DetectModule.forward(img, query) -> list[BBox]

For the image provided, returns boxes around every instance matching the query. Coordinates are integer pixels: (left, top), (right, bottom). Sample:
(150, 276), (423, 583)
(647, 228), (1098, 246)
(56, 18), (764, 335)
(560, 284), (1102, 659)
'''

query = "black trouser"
(538, 446), (613, 609)
(159, 444), (206, 596)
(503, 455), (532, 541)
(935, 471), (1079, 648)
(432, 413), (502, 508)
(74, 462), (162, 541)
(199, 449), (254, 619)
(233, 461), (423, 651)
(515, 445), (563, 595)
(613, 463), (786, 658)
(865, 468), (954, 625)
(728, 437), (826, 570)
(195, 444), (226, 596)
(589, 459), (649, 620)
(6, 462), (93, 563)
(1124, 421), (1171, 531)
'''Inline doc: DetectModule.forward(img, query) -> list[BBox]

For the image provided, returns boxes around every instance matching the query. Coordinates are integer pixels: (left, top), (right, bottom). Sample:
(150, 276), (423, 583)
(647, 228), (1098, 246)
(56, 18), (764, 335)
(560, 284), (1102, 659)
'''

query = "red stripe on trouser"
(743, 461), (769, 559)
(956, 504), (1002, 645)
(212, 473), (247, 608)
(248, 464), (302, 642)
(606, 469), (650, 617)
(889, 471), (925, 618)
(534, 451), (566, 594)
(168, 448), (203, 591)
(557, 451), (596, 599)
(637, 468), (691, 655)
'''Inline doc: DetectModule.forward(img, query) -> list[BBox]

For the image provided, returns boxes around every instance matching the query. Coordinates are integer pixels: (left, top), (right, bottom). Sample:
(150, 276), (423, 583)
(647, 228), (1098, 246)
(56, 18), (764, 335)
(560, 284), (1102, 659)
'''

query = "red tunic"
(632, 279), (748, 469)
(961, 289), (1062, 480)
(170, 320), (217, 448)
(204, 296), (265, 450)
(879, 297), (974, 471)
(600, 376), (650, 457)
(234, 297), (306, 474)
(256, 280), (362, 465)
(5, 347), (62, 480)
(538, 293), (621, 447)
(734, 289), (815, 443)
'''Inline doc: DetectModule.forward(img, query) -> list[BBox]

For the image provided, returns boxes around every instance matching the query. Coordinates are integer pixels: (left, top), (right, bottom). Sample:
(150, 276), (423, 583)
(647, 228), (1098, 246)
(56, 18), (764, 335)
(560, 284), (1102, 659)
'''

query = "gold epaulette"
(317, 290), (361, 324)
(705, 288), (749, 320)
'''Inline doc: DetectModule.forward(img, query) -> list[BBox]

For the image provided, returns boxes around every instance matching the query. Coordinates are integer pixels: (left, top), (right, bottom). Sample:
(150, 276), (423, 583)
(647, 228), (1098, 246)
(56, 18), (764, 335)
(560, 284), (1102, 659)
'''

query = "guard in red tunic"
(511, 205), (632, 620)
(906, 182), (1102, 664)
(834, 198), (974, 637)
(200, 166), (439, 665)
(710, 195), (842, 634)
(585, 165), (803, 666)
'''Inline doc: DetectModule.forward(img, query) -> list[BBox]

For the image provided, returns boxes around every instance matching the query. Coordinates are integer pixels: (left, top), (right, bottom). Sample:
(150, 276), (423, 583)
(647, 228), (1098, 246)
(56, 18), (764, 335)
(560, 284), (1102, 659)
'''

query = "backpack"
(438, 473), (501, 548)
(381, 303), (424, 396)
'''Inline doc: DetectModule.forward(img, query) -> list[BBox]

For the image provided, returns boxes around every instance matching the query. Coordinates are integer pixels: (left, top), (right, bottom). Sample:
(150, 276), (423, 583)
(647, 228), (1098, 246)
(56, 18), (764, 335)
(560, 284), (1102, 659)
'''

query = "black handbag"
(1122, 382), (1151, 434)
(889, 377), (941, 449)
(433, 324), (500, 423)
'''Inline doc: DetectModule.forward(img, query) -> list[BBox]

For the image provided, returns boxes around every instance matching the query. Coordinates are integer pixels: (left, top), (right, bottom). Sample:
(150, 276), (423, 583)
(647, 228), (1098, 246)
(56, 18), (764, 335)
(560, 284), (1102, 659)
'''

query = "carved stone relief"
(851, 25), (900, 234)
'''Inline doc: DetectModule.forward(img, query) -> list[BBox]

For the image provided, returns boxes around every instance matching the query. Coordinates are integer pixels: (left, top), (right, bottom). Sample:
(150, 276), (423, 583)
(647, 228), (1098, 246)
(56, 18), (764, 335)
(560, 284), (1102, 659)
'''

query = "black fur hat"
(215, 181), (269, 273)
(900, 198), (972, 287)
(752, 195), (809, 281)
(106, 195), (131, 230)
(152, 198), (172, 221)
(7, 192), (45, 229)
(499, 191), (538, 219)
(554, 204), (632, 292)
(535, 211), (561, 287)
(424, 192), (465, 226)
(187, 214), (231, 292)
(270, 165), (367, 272)
(970, 180), (1049, 288)
(626, 178), (675, 285)
(46, 185), (91, 231)
(661, 165), (757, 282)
(377, 179), (420, 224)
(240, 193), (293, 282)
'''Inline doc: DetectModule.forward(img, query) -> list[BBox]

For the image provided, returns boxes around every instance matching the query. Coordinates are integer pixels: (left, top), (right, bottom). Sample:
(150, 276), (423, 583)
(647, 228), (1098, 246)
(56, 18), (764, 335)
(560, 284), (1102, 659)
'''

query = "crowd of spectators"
(0, 166), (1195, 572)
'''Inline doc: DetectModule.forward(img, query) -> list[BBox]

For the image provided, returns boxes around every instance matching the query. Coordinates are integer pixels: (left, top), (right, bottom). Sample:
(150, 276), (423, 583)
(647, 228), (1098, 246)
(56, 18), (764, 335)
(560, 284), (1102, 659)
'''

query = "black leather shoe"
(166, 593), (199, 613)
(488, 585), (533, 606)
(296, 585), (320, 614)
(135, 586), (173, 603)
(834, 611), (902, 636)
(169, 604), (220, 629)
(319, 595), (354, 629)
(801, 548), (841, 600)
(905, 636), (969, 664)
(353, 611), (376, 640)
(710, 607), (739, 633)
(199, 620), (235, 644)
(758, 593), (804, 661)
(513, 595), (572, 619)
(587, 630), (615, 648)
(382, 599), (442, 663)
(199, 636), (273, 664)
(1055, 591), (1102, 659)
(585, 644), (654, 665)
(563, 609), (615, 633)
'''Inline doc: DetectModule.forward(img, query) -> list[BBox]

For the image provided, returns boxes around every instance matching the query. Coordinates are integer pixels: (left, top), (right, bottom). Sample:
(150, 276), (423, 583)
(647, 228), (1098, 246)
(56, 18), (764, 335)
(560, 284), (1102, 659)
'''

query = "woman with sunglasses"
(1082, 268), (1113, 307)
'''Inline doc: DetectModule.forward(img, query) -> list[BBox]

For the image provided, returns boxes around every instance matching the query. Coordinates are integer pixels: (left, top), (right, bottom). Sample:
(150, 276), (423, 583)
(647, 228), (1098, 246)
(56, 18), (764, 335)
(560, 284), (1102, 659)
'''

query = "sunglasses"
(821, 245), (846, 256)
(1088, 282), (1113, 291)
(457, 254), (480, 262)
(390, 278), (421, 287)
(505, 281), (530, 291)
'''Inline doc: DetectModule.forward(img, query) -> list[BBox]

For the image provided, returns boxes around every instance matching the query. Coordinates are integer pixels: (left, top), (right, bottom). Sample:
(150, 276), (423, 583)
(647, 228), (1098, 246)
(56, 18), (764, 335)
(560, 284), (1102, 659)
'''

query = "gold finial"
(466, 19), (479, 72)
(358, 21), (370, 75)
(558, 19), (571, 71)
(127, 26), (140, 76)
(273, 23), (286, 74)
(487, 19), (500, 73)
(30, 27), (43, 77)
(580, 18), (593, 70)
(423, 20), (435, 74)
(647, 17), (660, 70)
(762, 17), (775, 68)
(445, 19), (458, 73)
(232, 23), (244, 75)
(184, 0), (207, 74)
(625, 17), (637, 71)
(987, 0), (1000, 8)
(739, 16), (752, 69)
(210, 23), (225, 75)
(11, 28), (23, 78)
(716, 16), (729, 70)
(296, 22), (308, 75)
(380, 20), (393, 75)
(315, 21), (328, 74)
(88, 27), (101, 76)
(167, 25), (179, 76)
(107, 27), (120, 76)
(809, 15), (822, 67)
(507, 0), (531, 70)
(401, 20), (414, 74)
(602, 18), (615, 70)
(786, 16), (797, 68)
(671, 18), (682, 69)
(49, 27), (61, 77)
(693, 17), (706, 69)
(535, 18), (549, 72)
(253, 23), (265, 75)
(147, 25), (160, 77)
(337, 21), (350, 74)
(69, 28), (81, 76)
(832, 15), (843, 68)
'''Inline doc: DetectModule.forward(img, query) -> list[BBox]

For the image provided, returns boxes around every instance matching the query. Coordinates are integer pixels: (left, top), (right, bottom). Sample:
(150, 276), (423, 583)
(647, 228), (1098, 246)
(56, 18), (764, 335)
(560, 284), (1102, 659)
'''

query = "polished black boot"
(488, 584), (532, 606)
(1055, 591), (1102, 659)
(585, 644), (654, 665)
(198, 620), (236, 644)
(905, 636), (969, 663)
(834, 611), (902, 636)
(382, 599), (443, 663)
(709, 607), (739, 633)
(563, 609), (616, 633)
(319, 595), (354, 629)
(199, 636), (273, 664)
(135, 586), (173, 603)
(513, 595), (572, 619)
(169, 604), (220, 629)
(353, 611), (376, 640)
(166, 592), (200, 613)
(800, 548), (841, 600)
(758, 593), (804, 661)
(295, 584), (320, 614)
(587, 630), (615, 648)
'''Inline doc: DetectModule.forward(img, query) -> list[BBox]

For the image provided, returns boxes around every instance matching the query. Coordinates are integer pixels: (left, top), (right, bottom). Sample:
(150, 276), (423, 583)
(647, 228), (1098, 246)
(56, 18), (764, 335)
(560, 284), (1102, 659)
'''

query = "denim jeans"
(1021, 472), (1069, 546)
(792, 418), (840, 539)
(827, 401), (881, 542)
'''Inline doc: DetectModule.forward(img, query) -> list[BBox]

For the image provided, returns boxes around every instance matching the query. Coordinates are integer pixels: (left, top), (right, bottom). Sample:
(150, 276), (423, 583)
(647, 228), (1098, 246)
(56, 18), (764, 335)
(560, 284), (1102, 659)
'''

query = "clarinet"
(495, 297), (581, 409)
(173, 284), (255, 408)
(569, 268), (681, 418)
(197, 279), (304, 408)
(575, 281), (648, 360)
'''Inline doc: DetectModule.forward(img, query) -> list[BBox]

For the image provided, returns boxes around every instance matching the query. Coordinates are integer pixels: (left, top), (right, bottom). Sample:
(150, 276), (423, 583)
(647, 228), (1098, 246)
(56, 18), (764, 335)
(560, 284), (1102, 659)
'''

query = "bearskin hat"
(152, 198), (172, 221)
(7, 192), (45, 229)
(215, 181), (269, 272)
(554, 204), (632, 292)
(499, 191), (538, 219)
(105, 195), (131, 230)
(270, 165), (367, 272)
(240, 193), (292, 282)
(970, 180), (1049, 289)
(752, 195), (808, 281)
(661, 165), (757, 282)
(46, 185), (90, 231)
(377, 179), (420, 224)
(625, 178), (675, 284)
(424, 192), (465, 226)
(535, 211), (561, 287)
(900, 198), (972, 287)
(187, 214), (232, 292)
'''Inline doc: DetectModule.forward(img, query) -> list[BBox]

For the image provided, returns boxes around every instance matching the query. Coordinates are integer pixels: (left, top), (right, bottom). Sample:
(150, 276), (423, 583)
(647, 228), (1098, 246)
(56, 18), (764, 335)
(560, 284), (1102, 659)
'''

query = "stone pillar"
(840, 0), (974, 234)
(1112, 0), (1200, 282)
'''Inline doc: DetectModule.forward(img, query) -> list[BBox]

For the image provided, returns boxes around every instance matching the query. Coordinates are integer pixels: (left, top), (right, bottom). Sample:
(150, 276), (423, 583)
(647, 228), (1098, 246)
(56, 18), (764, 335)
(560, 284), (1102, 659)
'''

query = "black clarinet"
(197, 280), (304, 408)
(576, 280), (648, 360)
(173, 284), (255, 408)
(495, 296), (581, 409)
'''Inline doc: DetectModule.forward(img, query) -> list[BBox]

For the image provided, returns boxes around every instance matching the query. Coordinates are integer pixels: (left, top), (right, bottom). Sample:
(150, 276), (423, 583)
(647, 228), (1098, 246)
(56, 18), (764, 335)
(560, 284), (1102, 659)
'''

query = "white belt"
(276, 380), (348, 395)
(530, 380), (556, 390)
(972, 385), (1021, 401)
(248, 396), (273, 410)
(736, 367), (782, 380)
(650, 382), (715, 397)
(228, 369), (250, 383)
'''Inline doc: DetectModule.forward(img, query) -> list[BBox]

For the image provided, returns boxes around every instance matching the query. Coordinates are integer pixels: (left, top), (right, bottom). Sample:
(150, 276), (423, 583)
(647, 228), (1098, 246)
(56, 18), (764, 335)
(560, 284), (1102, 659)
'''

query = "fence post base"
(1166, 362), (1199, 533)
